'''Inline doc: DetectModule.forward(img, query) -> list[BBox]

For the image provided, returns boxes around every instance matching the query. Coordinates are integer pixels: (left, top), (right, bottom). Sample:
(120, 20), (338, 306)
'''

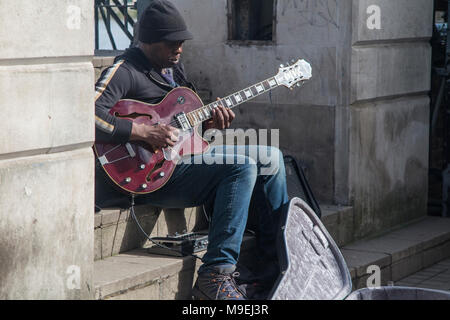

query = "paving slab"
(397, 257), (450, 292)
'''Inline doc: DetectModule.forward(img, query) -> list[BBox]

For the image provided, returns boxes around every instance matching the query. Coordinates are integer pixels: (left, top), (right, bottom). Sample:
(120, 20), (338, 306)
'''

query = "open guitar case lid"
(268, 198), (450, 300)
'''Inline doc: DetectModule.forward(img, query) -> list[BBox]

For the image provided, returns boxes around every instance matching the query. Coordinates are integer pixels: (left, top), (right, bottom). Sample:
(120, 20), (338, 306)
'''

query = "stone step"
(94, 235), (257, 300)
(93, 207), (450, 299)
(94, 205), (207, 261)
(92, 203), (352, 300)
(94, 203), (353, 261)
(341, 216), (450, 290)
(320, 204), (354, 247)
(395, 257), (450, 291)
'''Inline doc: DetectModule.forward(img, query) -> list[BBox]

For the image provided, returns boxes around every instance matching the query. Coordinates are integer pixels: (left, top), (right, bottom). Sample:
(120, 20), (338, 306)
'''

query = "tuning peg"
(291, 59), (296, 63)
(280, 64), (284, 68)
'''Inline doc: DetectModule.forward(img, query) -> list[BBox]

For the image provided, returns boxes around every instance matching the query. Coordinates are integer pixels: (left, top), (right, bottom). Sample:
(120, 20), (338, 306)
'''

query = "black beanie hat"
(138, 0), (193, 44)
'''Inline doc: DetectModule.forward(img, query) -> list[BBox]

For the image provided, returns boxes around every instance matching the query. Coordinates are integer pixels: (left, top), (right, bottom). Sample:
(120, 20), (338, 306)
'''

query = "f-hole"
(146, 158), (165, 181)
(114, 112), (153, 120)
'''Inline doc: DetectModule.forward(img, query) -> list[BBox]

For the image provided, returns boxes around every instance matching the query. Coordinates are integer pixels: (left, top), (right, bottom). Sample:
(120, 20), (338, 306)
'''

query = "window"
(228, 0), (276, 43)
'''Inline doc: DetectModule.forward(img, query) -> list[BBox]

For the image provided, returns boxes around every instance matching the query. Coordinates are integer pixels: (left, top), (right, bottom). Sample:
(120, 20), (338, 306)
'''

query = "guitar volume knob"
(141, 183), (148, 189)
(159, 172), (165, 177)
(140, 164), (146, 170)
(125, 177), (132, 183)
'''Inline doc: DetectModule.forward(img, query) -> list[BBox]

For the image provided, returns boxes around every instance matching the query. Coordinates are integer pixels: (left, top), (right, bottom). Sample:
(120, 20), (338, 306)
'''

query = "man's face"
(146, 40), (184, 69)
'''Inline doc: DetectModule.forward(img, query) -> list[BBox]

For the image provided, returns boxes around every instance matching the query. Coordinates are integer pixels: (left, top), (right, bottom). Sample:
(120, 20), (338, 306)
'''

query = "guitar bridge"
(174, 112), (192, 131)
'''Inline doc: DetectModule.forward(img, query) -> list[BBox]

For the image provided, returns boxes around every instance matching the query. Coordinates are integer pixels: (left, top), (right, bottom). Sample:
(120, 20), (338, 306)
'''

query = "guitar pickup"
(175, 112), (192, 131)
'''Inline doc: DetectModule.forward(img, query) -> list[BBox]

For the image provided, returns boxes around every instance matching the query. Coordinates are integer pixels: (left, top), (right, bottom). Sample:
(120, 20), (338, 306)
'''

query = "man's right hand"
(130, 122), (179, 149)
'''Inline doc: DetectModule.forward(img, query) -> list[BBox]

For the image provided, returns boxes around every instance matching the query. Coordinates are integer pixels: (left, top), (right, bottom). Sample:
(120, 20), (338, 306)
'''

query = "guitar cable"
(129, 194), (203, 261)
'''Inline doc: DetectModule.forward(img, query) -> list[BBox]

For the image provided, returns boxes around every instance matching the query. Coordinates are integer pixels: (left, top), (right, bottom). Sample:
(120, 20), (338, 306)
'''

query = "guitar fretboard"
(184, 77), (279, 127)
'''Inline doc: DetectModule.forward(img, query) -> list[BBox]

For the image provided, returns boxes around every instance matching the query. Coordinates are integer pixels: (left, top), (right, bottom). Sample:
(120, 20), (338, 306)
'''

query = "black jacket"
(95, 47), (195, 144)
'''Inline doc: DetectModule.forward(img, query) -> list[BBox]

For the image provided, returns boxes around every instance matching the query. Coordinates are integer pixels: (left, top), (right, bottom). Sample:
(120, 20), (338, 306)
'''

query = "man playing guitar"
(95, 0), (289, 300)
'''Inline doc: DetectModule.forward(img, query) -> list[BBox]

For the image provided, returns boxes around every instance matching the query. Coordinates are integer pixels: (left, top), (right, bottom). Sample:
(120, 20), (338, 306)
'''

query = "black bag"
(283, 155), (321, 219)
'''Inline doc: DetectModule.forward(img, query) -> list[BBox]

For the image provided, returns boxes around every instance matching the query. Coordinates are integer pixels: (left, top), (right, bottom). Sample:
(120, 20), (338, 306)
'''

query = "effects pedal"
(147, 232), (209, 257)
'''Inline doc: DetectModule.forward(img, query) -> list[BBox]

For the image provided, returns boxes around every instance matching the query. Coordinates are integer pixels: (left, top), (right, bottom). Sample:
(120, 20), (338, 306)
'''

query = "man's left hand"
(204, 98), (235, 130)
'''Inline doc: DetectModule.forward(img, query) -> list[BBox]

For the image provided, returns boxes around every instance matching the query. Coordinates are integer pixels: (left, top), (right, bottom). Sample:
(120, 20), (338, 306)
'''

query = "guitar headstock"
(275, 59), (312, 89)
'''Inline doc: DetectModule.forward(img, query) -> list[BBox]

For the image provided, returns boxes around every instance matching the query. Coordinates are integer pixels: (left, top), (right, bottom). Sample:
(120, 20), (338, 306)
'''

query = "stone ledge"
(341, 216), (450, 289)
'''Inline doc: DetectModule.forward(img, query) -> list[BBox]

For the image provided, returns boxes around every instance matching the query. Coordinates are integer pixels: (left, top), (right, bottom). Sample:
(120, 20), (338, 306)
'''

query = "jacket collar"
(115, 47), (192, 90)
(116, 47), (170, 86)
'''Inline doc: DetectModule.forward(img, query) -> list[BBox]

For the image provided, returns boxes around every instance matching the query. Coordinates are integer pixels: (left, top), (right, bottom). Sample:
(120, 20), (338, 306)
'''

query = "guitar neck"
(185, 76), (279, 127)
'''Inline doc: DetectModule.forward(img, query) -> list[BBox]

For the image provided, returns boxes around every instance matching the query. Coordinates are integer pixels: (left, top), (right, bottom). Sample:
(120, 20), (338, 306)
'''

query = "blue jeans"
(96, 144), (289, 272)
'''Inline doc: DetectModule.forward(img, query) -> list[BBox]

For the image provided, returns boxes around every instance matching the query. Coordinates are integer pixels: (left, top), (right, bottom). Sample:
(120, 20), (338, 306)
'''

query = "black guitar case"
(283, 155), (321, 219)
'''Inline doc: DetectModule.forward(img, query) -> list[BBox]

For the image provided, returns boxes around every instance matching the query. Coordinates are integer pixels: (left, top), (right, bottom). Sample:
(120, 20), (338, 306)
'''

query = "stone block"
(337, 206), (355, 246)
(351, 43), (431, 103)
(321, 205), (354, 247)
(94, 212), (102, 228)
(321, 207), (339, 244)
(160, 269), (196, 300)
(94, 227), (102, 261)
(0, 62), (94, 158)
(353, 266), (392, 289)
(95, 206), (209, 260)
(106, 281), (160, 300)
(390, 252), (424, 281)
(100, 218), (127, 259)
(0, 0), (93, 59)
(182, 43), (339, 108)
(352, 0), (433, 44)
(349, 96), (429, 238)
(94, 253), (165, 299)
(276, 0), (341, 46)
(94, 238), (255, 299)
(0, 148), (94, 299)
(320, 205), (353, 247)
(344, 236), (423, 264)
(232, 102), (335, 204)
(157, 207), (202, 237)
(172, 0), (227, 45)
(341, 248), (391, 278)
(387, 217), (450, 252)
(98, 207), (159, 259)
(422, 241), (450, 270)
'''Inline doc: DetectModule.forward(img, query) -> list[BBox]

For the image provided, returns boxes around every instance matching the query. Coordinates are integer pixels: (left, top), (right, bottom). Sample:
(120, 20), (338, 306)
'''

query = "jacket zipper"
(146, 71), (175, 90)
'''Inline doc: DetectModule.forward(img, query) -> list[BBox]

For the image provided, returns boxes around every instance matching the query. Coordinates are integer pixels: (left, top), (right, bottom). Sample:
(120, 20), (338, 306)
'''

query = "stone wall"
(171, 0), (353, 204)
(0, 0), (95, 299)
(168, 0), (433, 239)
(349, 0), (432, 237)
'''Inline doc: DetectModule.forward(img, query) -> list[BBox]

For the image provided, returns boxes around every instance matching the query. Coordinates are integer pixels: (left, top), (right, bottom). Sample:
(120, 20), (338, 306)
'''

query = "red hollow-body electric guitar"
(94, 59), (312, 194)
